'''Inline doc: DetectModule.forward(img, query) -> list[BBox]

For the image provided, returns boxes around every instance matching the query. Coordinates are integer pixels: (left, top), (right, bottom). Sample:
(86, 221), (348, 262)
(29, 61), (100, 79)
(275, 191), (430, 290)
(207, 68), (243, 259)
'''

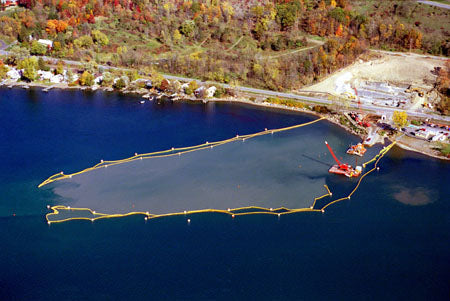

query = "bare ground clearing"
(303, 53), (447, 93)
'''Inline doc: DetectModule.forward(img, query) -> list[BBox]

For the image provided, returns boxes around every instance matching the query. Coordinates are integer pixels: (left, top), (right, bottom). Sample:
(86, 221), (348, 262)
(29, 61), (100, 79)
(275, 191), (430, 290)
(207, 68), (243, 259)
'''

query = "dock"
(363, 127), (382, 147)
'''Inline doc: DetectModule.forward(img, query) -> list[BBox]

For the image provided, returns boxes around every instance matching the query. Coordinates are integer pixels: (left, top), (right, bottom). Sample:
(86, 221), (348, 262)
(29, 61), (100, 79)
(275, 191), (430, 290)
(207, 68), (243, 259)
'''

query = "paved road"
(0, 40), (17, 54)
(0, 40), (7, 51)
(164, 74), (332, 105)
(2, 45), (449, 122)
(165, 74), (450, 122)
(417, 0), (450, 9)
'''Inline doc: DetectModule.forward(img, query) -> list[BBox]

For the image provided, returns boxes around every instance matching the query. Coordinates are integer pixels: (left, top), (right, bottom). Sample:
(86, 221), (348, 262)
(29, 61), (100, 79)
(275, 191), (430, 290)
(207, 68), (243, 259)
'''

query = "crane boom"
(354, 87), (361, 115)
(324, 141), (342, 166)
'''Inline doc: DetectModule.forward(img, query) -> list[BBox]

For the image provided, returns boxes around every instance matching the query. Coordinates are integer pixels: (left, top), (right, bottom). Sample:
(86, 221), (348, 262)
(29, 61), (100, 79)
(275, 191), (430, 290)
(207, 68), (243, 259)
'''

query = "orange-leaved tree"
(46, 20), (68, 35)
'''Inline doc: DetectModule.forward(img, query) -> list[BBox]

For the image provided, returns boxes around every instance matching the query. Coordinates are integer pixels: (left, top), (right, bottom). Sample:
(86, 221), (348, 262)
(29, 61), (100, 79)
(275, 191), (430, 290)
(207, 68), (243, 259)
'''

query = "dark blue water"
(1, 88), (449, 300)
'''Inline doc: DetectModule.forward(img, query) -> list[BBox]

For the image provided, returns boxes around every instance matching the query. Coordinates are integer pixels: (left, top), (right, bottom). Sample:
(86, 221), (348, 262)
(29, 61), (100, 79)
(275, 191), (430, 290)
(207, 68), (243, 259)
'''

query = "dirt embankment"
(303, 52), (446, 93)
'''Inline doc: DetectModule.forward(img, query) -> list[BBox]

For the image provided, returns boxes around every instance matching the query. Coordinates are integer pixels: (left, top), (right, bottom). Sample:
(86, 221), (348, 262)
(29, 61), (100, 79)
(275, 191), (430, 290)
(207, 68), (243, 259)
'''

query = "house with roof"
(1, 0), (18, 8)
(37, 39), (53, 50)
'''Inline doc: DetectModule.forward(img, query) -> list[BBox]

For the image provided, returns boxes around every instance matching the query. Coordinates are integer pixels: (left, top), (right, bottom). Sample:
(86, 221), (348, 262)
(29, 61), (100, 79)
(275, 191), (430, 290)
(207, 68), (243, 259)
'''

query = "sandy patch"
(303, 53), (446, 94)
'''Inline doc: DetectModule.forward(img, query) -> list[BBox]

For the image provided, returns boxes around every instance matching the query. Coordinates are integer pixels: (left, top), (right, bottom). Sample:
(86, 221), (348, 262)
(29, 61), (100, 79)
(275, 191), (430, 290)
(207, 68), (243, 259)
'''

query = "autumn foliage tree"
(436, 60), (450, 115)
(46, 20), (68, 35)
(80, 71), (94, 86)
(392, 111), (408, 128)
(0, 0), (445, 92)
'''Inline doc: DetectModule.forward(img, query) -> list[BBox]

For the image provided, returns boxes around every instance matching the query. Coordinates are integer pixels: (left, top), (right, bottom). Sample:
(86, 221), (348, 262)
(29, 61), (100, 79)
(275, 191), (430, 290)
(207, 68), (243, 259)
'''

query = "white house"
(37, 39), (53, 49)
(94, 76), (103, 85)
(38, 70), (53, 81)
(205, 86), (216, 98)
(50, 74), (63, 83)
(194, 86), (205, 97)
(6, 68), (20, 81)
(37, 70), (64, 83)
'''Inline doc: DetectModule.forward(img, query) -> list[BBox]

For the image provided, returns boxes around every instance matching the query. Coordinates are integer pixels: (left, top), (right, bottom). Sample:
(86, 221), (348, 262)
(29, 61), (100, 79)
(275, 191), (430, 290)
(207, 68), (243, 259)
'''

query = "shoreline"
(1, 80), (448, 161)
(394, 140), (450, 161)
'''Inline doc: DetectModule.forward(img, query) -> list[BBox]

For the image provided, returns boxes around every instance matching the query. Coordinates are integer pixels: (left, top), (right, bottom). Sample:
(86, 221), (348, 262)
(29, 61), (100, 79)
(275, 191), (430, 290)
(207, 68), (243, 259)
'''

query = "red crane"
(354, 87), (361, 115)
(325, 141), (349, 171)
(353, 87), (370, 128)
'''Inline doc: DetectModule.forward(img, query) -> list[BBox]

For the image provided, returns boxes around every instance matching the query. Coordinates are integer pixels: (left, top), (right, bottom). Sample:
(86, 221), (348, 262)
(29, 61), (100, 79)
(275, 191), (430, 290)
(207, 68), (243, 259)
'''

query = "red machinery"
(325, 141), (361, 178)
(353, 88), (370, 128)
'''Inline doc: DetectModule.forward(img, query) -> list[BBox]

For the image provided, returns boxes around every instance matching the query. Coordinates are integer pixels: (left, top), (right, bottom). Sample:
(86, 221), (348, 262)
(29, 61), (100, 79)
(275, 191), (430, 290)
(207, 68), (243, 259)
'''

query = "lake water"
(1, 88), (449, 300)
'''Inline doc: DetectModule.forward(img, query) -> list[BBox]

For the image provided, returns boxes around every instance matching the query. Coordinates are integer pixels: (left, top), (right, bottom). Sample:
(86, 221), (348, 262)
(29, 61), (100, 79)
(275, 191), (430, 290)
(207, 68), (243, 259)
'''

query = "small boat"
(346, 143), (366, 157)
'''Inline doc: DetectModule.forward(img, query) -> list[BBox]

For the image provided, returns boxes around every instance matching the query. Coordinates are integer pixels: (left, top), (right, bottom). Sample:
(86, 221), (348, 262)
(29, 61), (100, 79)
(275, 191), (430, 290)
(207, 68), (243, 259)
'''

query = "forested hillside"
(1, 0), (449, 90)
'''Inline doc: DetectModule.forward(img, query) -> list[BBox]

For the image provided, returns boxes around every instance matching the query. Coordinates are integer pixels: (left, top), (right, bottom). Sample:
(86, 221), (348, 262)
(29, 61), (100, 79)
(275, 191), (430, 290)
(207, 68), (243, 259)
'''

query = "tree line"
(0, 0), (448, 92)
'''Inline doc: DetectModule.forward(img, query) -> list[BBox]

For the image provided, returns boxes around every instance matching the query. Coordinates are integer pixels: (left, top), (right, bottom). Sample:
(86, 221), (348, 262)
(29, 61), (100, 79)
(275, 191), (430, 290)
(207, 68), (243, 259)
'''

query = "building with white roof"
(6, 68), (20, 81)
(37, 39), (53, 49)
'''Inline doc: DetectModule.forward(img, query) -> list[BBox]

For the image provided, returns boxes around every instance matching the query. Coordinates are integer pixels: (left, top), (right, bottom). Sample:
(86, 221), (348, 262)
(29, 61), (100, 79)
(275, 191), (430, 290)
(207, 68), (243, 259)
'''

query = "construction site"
(300, 51), (449, 158)
(304, 52), (447, 114)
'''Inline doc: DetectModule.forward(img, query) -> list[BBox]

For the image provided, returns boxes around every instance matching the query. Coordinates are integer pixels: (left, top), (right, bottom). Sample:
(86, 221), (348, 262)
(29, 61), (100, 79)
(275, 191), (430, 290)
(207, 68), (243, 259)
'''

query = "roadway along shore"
(163, 74), (450, 123)
(2, 79), (449, 160)
(417, 0), (450, 10)
(1, 45), (449, 123)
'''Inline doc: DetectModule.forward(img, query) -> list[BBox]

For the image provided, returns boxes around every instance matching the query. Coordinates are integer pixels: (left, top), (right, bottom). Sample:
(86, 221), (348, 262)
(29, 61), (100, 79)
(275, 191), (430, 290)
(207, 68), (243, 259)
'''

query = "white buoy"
(184, 210), (187, 214)
(101, 159), (103, 163)
(377, 167), (380, 171)
(47, 221), (51, 225)
(145, 217), (148, 221)
(140, 157), (143, 160)
(265, 128), (267, 131)
(227, 208), (231, 212)
(348, 196), (351, 199)
(232, 214), (235, 218)
(236, 135), (239, 138)
(271, 131), (274, 134)
(69, 175), (72, 178)
(206, 141), (208, 144)
(105, 165), (108, 168)
(187, 219), (191, 224)
(278, 214), (280, 218)
(47, 205), (50, 209)
(68, 206), (71, 209)
(310, 206), (313, 209)
(330, 193), (333, 196)
(270, 208), (273, 211)
(146, 211), (149, 215)
(93, 211), (96, 214)
(172, 147), (174, 150)
(321, 209), (324, 213)
(135, 152), (137, 156)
